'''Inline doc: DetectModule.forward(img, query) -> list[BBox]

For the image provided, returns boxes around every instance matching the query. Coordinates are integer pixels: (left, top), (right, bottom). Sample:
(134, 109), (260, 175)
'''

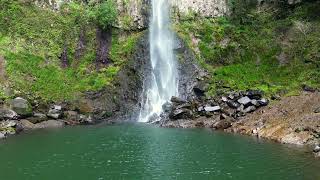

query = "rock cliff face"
(117, 0), (229, 29)
(116, 0), (150, 30)
(33, 0), (229, 30)
(33, 0), (305, 30)
(171, 0), (229, 18)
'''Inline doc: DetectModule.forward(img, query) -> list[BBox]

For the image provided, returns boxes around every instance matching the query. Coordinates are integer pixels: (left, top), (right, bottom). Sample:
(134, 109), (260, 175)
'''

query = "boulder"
(250, 99), (259, 107)
(170, 96), (187, 105)
(2, 120), (17, 128)
(244, 106), (257, 113)
(47, 110), (61, 119)
(228, 92), (240, 100)
(27, 113), (48, 123)
(0, 120), (17, 135)
(162, 102), (172, 112)
(245, 90), (263, 99)
(197, 106), (204, 112)
(64, 111), (78, 120)
(302, 84), (317, 92)
(78, 101), (94, 114)
(221, 96), (228, 102)
(37, 120), (65, 129)
(0, 109), (18, 120)
(17, 120), (37, 130)
(169, 109), (193, 120)
(47, 105), (62, 119)
(11, 97), (32, 117)
(175, 103), (192, 110)
(227, 100), (241, 109)
(204, 106), (221, 112)
(79, 115), (94, 124)
(212, 119), (232, 130)
(258, 98), (269, 106)
(193, 82), (208, 97)
(237, 96), (252, 106)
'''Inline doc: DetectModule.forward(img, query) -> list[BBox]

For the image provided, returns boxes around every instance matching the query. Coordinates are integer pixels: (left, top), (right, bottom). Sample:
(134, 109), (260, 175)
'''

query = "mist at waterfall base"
(138, 0), (178, 123)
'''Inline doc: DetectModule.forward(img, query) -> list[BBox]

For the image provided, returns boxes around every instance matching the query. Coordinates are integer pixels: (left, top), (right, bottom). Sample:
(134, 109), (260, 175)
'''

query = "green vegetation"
(88, 0), (117, 29)
(174, 1), (320, 97)
(0, 0), (140, 102)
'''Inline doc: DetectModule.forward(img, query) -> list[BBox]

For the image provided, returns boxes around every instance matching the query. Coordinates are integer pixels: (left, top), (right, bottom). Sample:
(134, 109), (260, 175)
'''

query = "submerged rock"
(37, 120), (65, 129)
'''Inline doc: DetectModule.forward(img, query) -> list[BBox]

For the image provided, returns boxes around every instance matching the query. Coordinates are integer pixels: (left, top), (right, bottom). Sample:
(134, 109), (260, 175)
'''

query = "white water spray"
(138, 0), (178, 122)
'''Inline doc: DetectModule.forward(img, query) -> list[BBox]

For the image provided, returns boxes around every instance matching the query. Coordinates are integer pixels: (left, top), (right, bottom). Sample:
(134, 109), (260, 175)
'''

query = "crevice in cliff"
(95, 26), (112, 68)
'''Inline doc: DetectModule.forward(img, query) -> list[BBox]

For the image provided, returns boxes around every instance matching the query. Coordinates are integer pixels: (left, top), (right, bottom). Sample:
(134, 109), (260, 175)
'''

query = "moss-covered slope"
(0, 0), (141, 102)
(174, 1), (320, 97)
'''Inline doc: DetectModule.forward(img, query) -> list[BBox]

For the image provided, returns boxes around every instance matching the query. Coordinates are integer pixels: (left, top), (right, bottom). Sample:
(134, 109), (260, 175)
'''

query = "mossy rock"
(11, 97), (32, 117)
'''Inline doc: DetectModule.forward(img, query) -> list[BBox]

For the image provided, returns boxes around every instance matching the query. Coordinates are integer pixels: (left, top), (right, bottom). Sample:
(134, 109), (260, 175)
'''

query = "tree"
(88, 0), (117, 30)
(88, 0), (117, 67)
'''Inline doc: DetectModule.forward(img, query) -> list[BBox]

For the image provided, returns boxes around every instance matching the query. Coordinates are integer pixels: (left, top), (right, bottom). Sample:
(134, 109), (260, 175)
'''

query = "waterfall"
(138, 0), (179, 122)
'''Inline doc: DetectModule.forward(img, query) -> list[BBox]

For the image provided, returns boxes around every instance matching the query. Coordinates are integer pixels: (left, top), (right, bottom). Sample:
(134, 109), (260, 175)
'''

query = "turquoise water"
(0, 124), (319, 180)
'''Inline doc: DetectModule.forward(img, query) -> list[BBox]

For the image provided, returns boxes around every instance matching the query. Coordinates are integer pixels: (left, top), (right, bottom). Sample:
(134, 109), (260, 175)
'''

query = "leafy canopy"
(89, 0), (117, 29)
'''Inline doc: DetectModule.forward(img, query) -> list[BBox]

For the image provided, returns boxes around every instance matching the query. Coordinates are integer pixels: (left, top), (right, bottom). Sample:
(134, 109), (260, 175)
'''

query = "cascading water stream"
(138, 0), (178, 122)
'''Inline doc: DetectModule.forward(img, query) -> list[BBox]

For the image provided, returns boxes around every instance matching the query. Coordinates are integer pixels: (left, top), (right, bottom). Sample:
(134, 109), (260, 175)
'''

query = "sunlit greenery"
(88, 0), (117, 29)
(0, 0), (138, 101)
(175, 1), (320, 97)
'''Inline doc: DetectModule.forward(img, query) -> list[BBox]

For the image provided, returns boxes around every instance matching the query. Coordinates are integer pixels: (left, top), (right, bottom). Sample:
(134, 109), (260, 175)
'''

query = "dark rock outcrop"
(162, 89), (270, 129)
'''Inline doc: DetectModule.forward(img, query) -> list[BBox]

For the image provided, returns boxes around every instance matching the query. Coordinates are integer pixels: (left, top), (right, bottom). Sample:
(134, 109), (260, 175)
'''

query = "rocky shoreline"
(0, 97), (101, 139)
(159, 89), (320, 157)
(1, 91), (320, 157)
